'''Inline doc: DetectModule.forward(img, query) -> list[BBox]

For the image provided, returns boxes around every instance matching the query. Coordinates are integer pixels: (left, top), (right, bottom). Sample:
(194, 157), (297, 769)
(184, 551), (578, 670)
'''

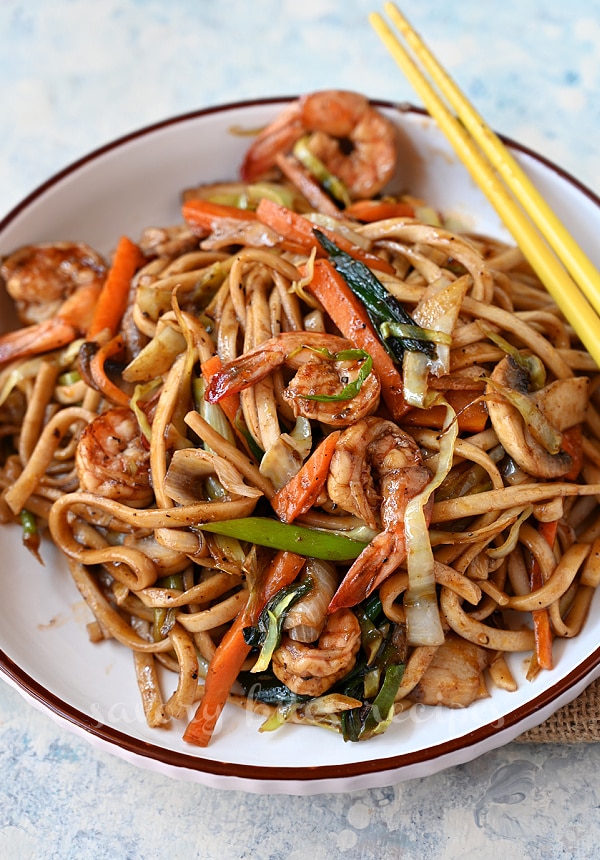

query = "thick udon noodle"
(2, 92), (600, 745)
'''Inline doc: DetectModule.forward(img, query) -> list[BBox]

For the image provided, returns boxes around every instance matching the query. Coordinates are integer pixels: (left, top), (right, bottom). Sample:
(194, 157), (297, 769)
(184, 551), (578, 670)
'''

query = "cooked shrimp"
(271, 608), (361, 696)
(205, 331), (380, 427)
(327, 417), (432, 611)
(0, 241), (107, 366)
(75, 407), (153, 507)
(241, 90), (397, 200)
(1, 241), (107, 326)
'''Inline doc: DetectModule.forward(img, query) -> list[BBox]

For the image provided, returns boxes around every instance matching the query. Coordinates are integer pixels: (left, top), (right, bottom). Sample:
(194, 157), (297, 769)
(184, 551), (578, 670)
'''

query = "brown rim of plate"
(1, 97), (600, 785)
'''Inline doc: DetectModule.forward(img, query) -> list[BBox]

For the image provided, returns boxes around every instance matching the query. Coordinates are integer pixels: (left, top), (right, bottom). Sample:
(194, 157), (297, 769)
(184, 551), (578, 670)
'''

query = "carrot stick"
(200, 354), (241, 428)
(344, 199), (416, 222)
(306, 258), (409, 420)
(560, 425), (584, 481)
(401, 390), (489, 433)
(271, 431), (341, 523)
(537, 519), (559, 549)
(255, 198), (395, 275)
(182, 199), (259, 232)
(183, 550), (305, 747)
(182, 198), (307, 255)
(87, 235), (144, 341)
(529, 519), (559, 671)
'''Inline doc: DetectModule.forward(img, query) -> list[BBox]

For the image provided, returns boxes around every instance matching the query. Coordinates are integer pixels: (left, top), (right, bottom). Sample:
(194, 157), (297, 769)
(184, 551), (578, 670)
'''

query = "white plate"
(1, 98), (599, 795)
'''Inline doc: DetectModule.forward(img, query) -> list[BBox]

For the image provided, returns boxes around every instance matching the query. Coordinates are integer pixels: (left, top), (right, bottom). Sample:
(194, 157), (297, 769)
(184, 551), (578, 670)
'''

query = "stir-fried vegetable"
(183, 550), (306, 747)
(196, 517), (369, 561)
(314, 229), (436, 361)
(292, 135), (352, 208)
(255, 198), (395, 274)
(341, 597), (407, 741)
(243, 576), (313, 672)
(86, 235), (145, 341)
(305, 258), (409, 420)
(271, 431), (340, 523)
(20, 509), (42, 563)
(486, 373), (563, 455)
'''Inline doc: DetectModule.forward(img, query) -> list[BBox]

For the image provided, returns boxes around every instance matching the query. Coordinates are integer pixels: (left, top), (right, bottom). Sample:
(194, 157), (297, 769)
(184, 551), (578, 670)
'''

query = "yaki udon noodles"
(1, 89), (600, 747)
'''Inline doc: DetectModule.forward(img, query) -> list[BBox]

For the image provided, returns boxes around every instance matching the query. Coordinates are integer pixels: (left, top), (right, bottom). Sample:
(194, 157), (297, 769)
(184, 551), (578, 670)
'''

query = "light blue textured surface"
(2, 1), (600, 857)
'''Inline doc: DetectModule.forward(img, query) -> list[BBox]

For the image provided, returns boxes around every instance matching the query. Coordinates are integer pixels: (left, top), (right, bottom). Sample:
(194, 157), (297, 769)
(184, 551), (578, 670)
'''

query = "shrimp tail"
(328, 529), (406, 613)
(205, 350), (284, 402)
(240, 102), (305, 182)
(0, 317), (77, 366)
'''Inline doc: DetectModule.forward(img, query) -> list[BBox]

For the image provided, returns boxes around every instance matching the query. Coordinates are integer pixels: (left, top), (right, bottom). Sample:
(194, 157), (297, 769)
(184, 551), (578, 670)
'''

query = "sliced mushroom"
(487, 355), (588, 479)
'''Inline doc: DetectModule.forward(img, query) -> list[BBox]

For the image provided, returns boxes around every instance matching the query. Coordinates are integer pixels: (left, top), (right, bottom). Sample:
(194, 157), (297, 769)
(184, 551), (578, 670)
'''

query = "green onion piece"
(259, 693), (362, 734)
(244, 577), (313, 672)
(379, 321), (452, 346)
(363, 667), (381, 699)
(259, 702), (299, 733)
(195, 517), (368, 561)
(293, 135), (352, 208)
(208, 182), (298, 211)
(314, 229), (435, 360)
(355, 608), (384, 665)
(57, 370), (81, 387)
(252, 609), (281, 672)
(20, 509), (42, 563)
(294, 347), (373, 402)
(238, 670), (310, 706)
(359, 663), (405, 739)
(153, 607), (177, 641)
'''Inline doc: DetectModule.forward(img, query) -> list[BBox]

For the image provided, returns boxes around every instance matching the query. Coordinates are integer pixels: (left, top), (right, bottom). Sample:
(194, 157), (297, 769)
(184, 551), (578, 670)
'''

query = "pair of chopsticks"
(370, 3), (600, 368)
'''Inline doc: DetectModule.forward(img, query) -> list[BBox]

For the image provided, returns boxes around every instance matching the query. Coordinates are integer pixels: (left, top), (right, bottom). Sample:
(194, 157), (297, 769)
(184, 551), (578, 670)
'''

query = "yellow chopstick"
(379, 3), (600, 318)
(370, 3), (600, 368)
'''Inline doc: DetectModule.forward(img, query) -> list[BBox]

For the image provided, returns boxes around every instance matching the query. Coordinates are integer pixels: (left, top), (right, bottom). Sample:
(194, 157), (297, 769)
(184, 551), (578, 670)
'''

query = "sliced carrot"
(401, 390), (489, 434)
(255, 198), (395, 275)
(537, 518), (559, 549)
(182, 611), (250, 748)
(306, 258), (409, 421)
(182, 199), (259, 233)
(183, 550), (305, 747)
(344, 199), (416, 222)
(271, 431), (341, 523)
(87, 235), (144, 341)
(199, 353), (223, 380)
(529, 519), (559, 672)
(530, 573), (554, 670)
(182, 198), (307, 255)
(560, 424), (584, 481)
(200, 354), (241, 428)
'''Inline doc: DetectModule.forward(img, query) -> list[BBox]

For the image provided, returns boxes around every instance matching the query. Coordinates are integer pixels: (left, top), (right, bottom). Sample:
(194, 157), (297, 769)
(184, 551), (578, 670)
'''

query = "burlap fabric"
(515, 677), (600, 742)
